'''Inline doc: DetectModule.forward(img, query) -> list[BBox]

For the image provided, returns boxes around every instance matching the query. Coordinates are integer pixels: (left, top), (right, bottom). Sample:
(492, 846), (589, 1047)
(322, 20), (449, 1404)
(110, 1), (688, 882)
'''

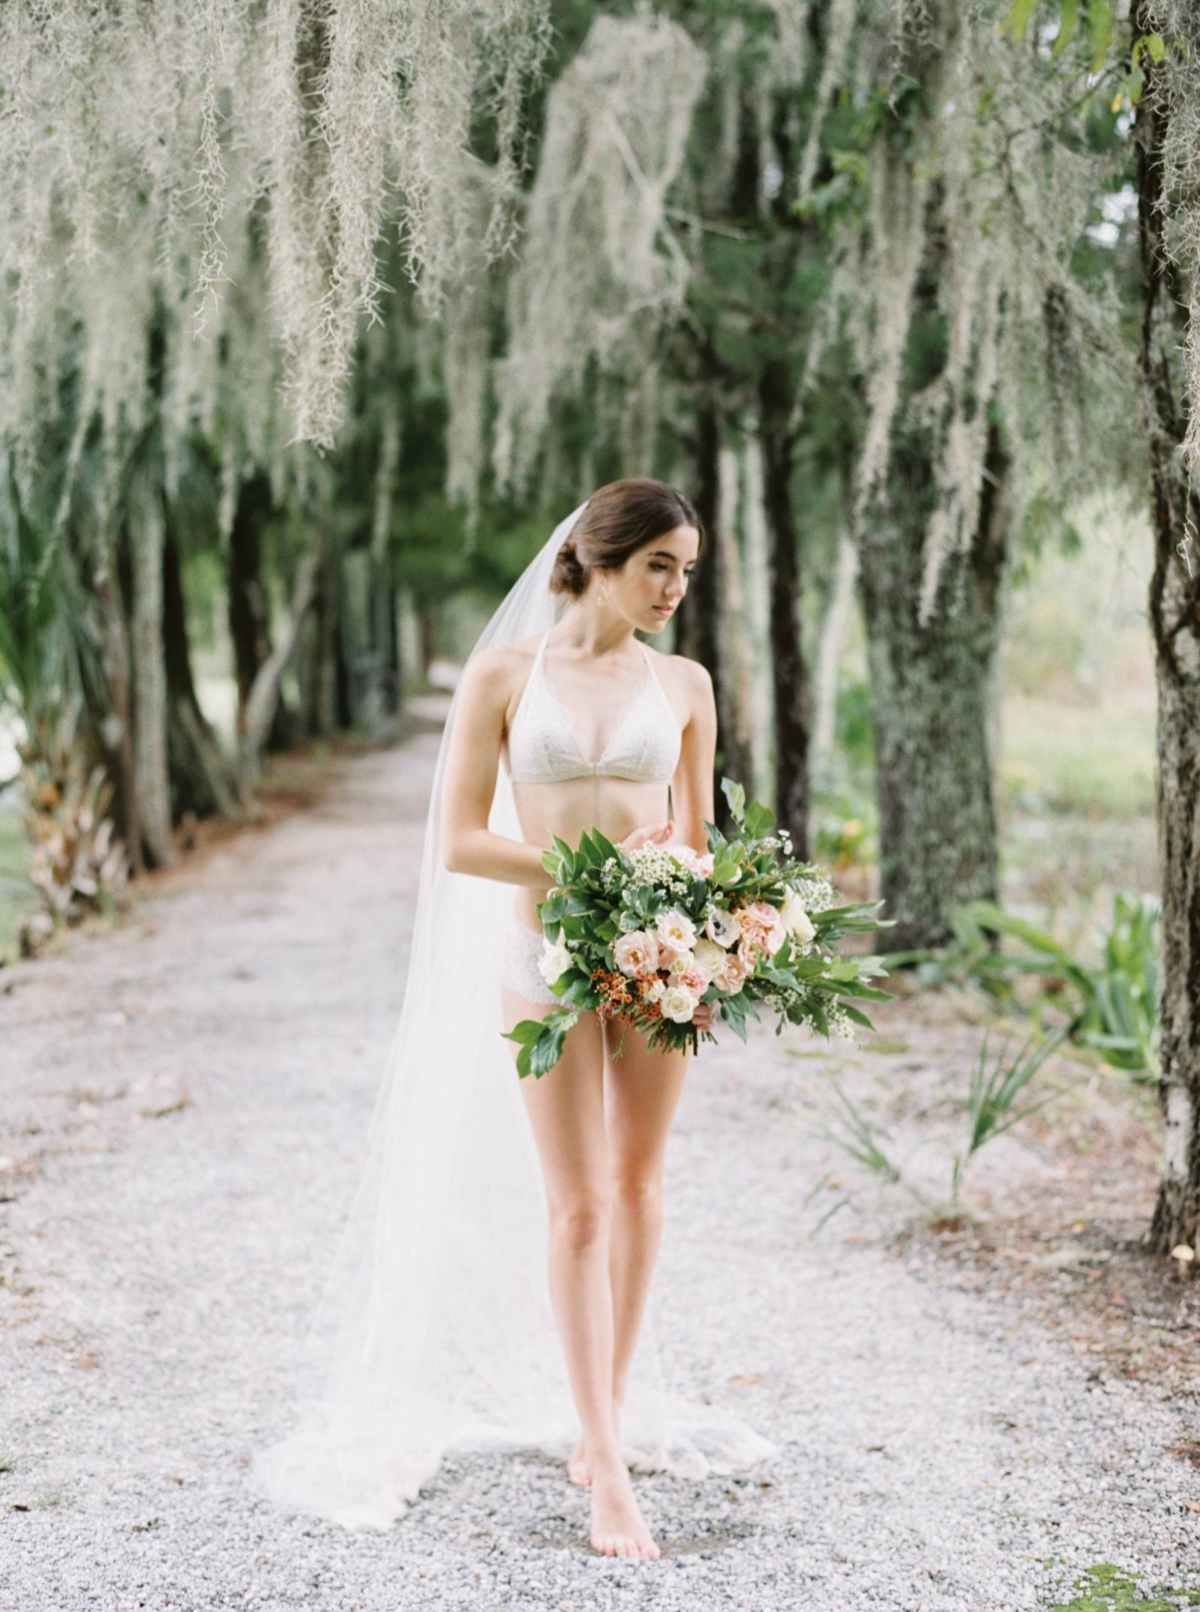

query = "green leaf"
(720, 777), (746, 823)
(540, 891), (567, 924)
(500, 1017), (545, 1050)
(1001, 0), (1038, 42)
(743, 800), (776, 839)
(840, 1003), (877, 1030)
(1088, 0), (1114, 72)
(1051, 0), (1080, 55)
(590, 828), (622, 865)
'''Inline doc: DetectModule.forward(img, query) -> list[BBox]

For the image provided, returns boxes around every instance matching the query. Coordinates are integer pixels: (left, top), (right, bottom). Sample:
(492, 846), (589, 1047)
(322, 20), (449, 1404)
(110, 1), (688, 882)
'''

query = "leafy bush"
(889, 895), (1160, 1081)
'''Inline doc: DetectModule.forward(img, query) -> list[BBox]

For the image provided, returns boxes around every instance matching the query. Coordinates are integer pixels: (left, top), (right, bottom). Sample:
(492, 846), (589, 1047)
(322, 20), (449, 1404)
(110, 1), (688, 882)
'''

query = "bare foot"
(567, 1437), (592, 1487)
(568, 1400), (624, 1486)
(589, 1451), (660, 1559)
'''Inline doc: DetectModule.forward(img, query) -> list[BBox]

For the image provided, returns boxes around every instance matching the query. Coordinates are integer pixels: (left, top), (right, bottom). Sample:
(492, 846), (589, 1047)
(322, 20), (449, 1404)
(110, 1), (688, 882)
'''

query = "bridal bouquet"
(502, 778), (891, 1079)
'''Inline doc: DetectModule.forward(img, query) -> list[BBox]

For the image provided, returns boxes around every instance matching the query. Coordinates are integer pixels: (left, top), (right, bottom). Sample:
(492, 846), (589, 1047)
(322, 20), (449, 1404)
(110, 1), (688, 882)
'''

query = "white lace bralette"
(502, 629), (682, 785)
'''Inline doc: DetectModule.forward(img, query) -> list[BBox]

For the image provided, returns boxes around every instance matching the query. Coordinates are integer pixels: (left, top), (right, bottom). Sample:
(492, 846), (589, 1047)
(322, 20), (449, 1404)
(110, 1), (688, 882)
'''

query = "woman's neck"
(551, 606), (639, 660)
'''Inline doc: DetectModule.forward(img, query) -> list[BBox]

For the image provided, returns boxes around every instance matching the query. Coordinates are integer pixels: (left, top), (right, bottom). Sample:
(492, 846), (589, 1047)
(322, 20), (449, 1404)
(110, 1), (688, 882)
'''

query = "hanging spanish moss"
(490, 12), (707, 498)
(836, 0), (1133, 624)
(0, 0), (551, 455)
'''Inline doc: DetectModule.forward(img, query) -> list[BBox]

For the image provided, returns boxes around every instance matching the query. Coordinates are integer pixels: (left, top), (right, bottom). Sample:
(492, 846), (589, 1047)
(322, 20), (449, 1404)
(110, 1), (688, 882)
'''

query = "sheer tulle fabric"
(250, 503), (779, 1531)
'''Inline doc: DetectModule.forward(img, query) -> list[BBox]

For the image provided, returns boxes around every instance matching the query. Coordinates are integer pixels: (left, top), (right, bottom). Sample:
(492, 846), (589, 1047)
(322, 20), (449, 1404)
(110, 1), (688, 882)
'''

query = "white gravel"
(3, 711), (1199, 1611)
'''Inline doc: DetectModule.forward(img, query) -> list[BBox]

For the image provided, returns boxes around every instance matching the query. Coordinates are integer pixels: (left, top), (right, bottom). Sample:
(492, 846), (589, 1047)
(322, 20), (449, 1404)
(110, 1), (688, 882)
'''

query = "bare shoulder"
(458, 635), (540, 710)
(644, 645), (713, 719)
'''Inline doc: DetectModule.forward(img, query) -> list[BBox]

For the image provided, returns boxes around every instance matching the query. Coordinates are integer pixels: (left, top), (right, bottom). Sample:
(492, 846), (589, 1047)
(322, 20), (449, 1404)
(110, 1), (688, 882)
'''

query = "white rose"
(667, 949), (695, 976)
(538, 931), (573, 986)
(780, 890), (816, 946)
(643, 977), (666, 1004)
(655, 908), (697, 951)
(692, 937), (726, 983)
(660, 984), (698, 1023)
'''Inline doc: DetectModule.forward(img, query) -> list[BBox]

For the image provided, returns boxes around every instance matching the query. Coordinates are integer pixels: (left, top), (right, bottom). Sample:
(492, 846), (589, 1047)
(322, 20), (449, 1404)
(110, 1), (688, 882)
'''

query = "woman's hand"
(619, 818), (675, 853)
(692, 998), (720, 1035)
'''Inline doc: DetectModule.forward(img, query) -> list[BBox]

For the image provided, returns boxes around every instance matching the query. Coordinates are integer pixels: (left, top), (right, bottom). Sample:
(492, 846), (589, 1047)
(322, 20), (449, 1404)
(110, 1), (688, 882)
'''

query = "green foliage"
(891, 895), (1161, 1081)
(950, 1025), (1066, 1204)
(0, 461), (95, 718)
(815, 1080), (903, 1184)
(501, 1007), (581, 1080)
(814, 1026), (1064, 1215)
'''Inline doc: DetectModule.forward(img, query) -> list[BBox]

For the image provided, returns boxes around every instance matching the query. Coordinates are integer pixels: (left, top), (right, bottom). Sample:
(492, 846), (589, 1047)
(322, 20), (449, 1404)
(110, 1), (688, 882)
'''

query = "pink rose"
(747, 901), (786, 956)
(613, 929), (659, 977)
(713, 952), (748, 994)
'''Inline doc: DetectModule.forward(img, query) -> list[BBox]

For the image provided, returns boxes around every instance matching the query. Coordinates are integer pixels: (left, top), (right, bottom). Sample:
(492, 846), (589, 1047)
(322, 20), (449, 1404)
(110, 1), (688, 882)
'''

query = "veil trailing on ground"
(251, 501), (779, 1531)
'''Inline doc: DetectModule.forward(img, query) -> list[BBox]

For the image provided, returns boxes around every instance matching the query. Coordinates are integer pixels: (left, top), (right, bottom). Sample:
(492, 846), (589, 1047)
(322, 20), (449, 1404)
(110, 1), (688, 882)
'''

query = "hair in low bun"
(549, 535), (588, 598)
(548, 477), (703, 599)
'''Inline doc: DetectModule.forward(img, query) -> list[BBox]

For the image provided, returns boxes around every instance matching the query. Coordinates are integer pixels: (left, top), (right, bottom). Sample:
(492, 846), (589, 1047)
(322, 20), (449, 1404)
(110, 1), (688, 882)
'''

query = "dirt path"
(3, 712), (1198, 1612)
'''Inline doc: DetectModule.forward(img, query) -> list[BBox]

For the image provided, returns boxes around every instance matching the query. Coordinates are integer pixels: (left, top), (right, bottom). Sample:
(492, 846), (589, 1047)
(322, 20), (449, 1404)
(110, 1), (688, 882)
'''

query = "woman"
(252, 479), (776, 1550)
(441, 478), (718, 1558)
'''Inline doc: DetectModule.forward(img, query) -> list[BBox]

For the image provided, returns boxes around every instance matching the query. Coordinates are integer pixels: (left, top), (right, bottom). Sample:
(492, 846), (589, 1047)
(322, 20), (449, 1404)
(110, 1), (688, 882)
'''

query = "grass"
(1043, 1562), (1200, 1610)
(1000, 693), (1155, 821)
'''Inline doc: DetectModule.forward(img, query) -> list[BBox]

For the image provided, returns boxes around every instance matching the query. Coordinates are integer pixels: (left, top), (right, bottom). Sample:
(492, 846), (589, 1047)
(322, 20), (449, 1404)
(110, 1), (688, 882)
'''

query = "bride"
(252, 478), (777, 1555)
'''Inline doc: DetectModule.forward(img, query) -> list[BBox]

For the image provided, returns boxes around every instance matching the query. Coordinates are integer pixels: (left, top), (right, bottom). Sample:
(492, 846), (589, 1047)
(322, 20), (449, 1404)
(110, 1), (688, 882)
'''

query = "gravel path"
(3, 711), (1199, 1611)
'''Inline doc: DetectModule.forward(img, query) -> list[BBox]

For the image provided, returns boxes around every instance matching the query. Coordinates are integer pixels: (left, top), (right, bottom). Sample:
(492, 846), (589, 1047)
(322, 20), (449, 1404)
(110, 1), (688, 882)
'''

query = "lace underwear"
(500, 917), (560, 1006)
(501, 629), (681, 785)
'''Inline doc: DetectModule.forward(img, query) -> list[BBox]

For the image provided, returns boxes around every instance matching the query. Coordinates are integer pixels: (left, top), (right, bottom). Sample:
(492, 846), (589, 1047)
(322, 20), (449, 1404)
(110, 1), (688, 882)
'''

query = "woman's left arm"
(670, 657), (717, 855)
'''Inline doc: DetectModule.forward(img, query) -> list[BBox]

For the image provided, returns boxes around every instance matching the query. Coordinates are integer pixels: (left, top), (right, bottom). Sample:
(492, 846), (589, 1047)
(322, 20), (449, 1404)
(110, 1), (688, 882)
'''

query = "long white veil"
(251, 501), (779, 1531)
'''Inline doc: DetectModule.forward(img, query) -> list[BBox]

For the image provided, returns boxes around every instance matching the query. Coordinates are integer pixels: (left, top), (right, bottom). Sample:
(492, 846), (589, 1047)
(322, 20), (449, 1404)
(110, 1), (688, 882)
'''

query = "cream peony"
(538, 931), (572, 986)
(704, 905), (740, 948)
(659, 984), (698, 1023)
(613, 929), (658, 976)
(780, 889), (816, 946)
(692, 937), (726, 982)
(655, 908), (698, 951)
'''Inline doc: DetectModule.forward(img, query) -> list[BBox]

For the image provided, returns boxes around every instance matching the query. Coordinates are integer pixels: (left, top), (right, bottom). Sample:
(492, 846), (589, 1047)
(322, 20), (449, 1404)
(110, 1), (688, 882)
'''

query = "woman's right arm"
(439, 648), (551, 885)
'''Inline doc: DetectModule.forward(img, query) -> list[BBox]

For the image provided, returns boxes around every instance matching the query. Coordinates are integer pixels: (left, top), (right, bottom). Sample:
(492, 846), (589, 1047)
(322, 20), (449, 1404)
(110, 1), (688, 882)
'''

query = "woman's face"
(606, 524), (700, 635)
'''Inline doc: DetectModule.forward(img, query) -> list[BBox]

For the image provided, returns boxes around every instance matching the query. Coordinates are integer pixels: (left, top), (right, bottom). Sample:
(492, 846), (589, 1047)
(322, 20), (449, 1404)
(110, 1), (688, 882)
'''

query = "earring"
(597, 584), (608, 607)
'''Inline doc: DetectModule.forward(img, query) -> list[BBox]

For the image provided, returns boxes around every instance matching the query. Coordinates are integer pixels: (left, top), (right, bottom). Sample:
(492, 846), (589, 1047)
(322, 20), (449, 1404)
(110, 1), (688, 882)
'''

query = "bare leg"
(568, 1017), (691, 1485)
(502, 986), (661, 1560)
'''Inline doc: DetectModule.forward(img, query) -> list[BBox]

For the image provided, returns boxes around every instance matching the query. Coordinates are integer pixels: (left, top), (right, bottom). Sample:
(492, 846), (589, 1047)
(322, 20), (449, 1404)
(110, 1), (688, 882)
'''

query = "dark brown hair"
(549, 477), (704, 598)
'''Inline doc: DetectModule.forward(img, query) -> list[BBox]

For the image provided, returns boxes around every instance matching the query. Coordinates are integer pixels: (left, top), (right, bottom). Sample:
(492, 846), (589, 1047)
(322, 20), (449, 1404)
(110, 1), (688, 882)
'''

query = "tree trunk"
(129, 474), (174, 868)
(717, 442), (758, 801)
(857, 418), (1009, 953)
(88, 525), (143, 875)
(1135, 19), (1200, 1255)
(228, 472), (294, 752)
(163, 526), (244, 819)
(759, 357), (812, 857)
(308, 544), (347, 737)
(674, 371), (743, 832)
(241, 539), (325, 780)
(813, 533), (858, 765)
